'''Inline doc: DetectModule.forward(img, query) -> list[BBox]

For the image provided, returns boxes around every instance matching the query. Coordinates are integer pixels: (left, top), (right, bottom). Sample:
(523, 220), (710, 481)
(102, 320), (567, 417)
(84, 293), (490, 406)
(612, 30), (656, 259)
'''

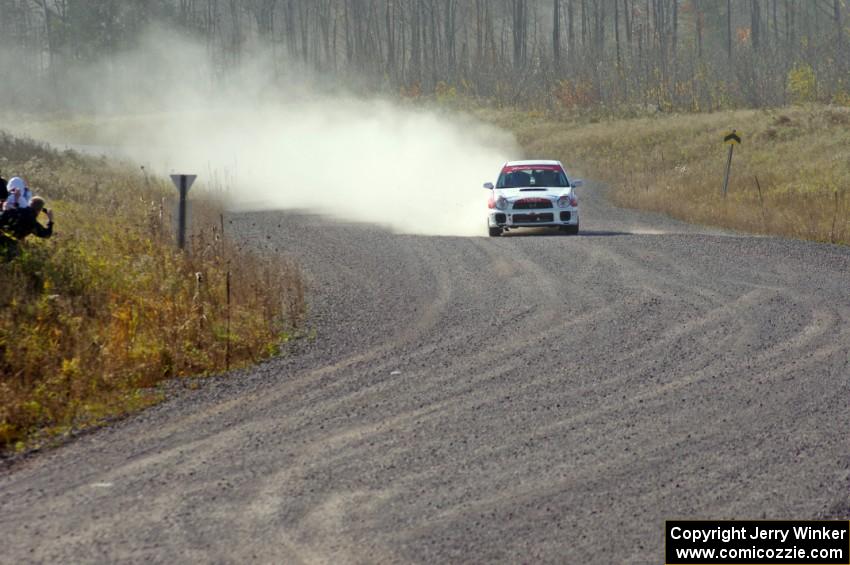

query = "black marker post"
(170, 174), (197, 250)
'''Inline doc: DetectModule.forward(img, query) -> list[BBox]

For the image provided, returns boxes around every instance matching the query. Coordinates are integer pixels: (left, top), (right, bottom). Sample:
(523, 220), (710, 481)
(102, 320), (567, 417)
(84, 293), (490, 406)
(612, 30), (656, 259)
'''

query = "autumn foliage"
(0, 134), (304, 450)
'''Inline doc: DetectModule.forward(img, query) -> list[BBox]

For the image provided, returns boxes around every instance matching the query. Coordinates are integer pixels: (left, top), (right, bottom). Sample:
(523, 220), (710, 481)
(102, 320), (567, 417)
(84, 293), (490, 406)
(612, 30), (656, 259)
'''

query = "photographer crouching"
(0, 196), (54, 261)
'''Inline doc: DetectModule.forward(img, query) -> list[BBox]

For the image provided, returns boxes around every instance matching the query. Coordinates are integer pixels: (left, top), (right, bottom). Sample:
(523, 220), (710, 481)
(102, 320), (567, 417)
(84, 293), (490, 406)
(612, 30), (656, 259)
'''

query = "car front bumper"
(488, 209), (579, 228)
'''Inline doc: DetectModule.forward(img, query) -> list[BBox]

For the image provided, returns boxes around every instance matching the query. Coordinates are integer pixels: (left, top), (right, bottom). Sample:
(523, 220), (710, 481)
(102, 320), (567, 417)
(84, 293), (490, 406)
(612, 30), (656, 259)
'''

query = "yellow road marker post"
(722, 130), (741, 198)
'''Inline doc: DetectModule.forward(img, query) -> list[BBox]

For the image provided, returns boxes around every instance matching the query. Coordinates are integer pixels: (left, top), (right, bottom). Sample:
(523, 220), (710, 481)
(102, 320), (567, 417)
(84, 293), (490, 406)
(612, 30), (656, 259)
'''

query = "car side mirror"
(483, 182), (494, 190)
(571, 179), (584, 188)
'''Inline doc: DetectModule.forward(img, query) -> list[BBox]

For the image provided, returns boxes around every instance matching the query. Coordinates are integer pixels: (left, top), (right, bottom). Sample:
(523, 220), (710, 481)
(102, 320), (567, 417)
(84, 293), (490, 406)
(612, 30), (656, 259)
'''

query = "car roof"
(504, 160), (562, 167)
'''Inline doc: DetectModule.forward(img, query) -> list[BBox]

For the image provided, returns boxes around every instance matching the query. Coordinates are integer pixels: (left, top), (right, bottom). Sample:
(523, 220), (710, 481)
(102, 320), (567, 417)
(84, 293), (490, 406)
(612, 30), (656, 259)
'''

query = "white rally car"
(485, 160), (582, 237)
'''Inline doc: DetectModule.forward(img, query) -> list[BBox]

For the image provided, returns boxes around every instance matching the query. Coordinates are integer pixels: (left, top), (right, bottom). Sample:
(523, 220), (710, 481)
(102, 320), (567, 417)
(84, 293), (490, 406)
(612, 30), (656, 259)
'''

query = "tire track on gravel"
(2, 184), (849, 565)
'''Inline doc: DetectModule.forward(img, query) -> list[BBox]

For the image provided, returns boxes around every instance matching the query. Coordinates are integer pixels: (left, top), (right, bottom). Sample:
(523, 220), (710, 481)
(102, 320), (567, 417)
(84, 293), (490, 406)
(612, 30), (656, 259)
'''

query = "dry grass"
(483, 105), (850, 244)
(0, 132), (304, 451)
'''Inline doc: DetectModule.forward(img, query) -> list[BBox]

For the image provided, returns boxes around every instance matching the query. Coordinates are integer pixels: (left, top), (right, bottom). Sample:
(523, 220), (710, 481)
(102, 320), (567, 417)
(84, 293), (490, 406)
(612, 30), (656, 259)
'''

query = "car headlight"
(495, 196), (508, 210)
(558, 195), (578, 208)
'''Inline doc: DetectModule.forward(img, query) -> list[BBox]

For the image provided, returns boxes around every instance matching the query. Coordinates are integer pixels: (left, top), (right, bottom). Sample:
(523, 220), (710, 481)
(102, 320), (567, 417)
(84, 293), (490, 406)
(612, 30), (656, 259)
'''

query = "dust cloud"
(13, 29), (519, 237)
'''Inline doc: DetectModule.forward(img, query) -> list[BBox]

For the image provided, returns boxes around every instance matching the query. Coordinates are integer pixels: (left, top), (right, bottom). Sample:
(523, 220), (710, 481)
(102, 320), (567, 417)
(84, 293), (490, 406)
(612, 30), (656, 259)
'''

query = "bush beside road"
(0, 133), (304, 451)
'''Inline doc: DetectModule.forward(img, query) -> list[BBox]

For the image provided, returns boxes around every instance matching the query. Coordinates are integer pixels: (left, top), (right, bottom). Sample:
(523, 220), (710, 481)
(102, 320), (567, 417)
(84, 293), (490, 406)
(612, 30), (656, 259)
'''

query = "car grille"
(513, 198), (553, 210)
(512, 213), (554, 223)
(560, 211), (571, 221)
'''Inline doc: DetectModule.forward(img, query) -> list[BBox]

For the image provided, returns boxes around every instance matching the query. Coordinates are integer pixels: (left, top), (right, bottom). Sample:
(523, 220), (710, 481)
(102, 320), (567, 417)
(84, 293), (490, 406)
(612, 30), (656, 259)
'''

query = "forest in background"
(0, 0), (848, 113)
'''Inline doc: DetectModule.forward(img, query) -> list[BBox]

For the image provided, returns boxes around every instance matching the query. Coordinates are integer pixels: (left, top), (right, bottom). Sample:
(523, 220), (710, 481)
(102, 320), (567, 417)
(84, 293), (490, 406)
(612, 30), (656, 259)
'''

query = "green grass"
(0, 132), (304, 451)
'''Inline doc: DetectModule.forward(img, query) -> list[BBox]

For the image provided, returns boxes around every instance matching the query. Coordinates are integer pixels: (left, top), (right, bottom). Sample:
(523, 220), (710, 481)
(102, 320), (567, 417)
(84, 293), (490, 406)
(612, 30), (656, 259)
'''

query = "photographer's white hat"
(5, 177), (31, 208)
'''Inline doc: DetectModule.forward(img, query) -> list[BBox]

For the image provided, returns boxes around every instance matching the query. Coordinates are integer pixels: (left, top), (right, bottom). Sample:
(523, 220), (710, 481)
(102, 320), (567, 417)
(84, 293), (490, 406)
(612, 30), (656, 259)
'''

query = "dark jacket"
(0, 207), (53, 240)
(0, 177), (7, 202)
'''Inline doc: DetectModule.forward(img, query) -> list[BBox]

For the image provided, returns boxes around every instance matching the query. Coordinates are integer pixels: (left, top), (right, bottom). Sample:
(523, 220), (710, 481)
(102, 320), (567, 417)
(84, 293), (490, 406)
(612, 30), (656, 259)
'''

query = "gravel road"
(2, 183), (848, 564)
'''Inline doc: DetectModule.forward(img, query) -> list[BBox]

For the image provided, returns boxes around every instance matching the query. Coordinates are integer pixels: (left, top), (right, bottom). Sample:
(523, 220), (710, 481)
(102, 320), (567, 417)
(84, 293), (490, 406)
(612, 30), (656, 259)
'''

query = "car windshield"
(497, 166), (570, 188)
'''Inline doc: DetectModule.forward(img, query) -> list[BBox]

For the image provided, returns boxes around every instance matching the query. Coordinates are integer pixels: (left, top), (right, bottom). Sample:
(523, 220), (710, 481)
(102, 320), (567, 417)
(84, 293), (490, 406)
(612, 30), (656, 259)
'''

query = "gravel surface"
(1, 183), (849, 564)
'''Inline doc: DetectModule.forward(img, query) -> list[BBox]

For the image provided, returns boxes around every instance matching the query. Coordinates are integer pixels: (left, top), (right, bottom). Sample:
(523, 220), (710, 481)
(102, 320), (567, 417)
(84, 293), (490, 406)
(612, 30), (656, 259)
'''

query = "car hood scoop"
(496, 187), (567, 200)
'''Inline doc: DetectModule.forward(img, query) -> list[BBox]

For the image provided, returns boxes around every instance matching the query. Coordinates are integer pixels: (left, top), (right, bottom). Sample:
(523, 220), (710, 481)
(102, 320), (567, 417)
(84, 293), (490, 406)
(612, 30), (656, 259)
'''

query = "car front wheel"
(488, 226), (503, 237)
